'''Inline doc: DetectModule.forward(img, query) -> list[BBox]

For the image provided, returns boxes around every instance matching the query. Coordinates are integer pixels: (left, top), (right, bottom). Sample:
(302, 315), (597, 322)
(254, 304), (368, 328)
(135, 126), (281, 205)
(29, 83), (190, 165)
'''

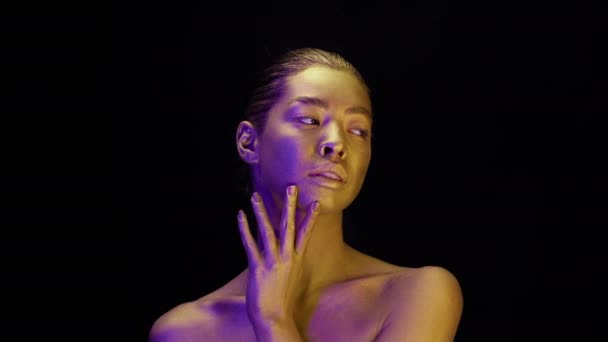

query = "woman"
(150, 48), (463, 341)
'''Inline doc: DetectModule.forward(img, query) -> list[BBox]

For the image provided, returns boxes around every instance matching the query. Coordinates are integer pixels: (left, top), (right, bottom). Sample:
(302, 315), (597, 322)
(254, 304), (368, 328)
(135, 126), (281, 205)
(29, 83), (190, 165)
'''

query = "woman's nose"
(319, 142), (346, 161)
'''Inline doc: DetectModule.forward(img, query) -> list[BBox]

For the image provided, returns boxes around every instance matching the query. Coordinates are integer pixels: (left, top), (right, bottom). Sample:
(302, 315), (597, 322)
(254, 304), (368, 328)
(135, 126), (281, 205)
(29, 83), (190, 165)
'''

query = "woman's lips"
(310, 171), (344, 182)
(309, 172), (346, 189)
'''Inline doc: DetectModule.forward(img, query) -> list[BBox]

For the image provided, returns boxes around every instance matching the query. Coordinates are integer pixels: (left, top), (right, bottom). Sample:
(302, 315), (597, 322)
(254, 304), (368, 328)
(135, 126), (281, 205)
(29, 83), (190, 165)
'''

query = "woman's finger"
(280, 185), (297, 258)
(237, 210), (262, 266)
(251, 192), (279, 262)
(295, 201), (320, 255)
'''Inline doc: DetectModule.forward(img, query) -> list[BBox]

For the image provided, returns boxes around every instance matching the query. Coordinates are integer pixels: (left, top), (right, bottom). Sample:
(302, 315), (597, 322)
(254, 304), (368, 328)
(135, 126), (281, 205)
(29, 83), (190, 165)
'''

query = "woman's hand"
(237, 185), (320, 326)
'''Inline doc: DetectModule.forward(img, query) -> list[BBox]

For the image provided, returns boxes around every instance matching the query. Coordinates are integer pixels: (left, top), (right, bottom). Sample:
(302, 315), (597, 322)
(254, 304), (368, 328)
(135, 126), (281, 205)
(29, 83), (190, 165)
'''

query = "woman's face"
(252, 65), (372, 212)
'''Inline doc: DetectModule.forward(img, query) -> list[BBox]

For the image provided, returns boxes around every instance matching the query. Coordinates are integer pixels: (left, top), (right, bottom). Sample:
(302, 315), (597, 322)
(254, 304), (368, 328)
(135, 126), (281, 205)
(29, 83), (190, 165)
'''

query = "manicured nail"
(288, 185), (296, 196)
(252, 192), (261, 203)
(237, 210), (245, 221)
(312, 201), (320, 212)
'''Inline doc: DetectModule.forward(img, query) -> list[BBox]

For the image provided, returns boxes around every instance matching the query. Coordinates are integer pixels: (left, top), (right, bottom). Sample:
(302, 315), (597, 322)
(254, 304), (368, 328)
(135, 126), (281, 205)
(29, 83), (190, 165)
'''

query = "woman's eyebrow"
(288, 96), (329, 109)
(345, 105), (372, 118)
(287, 96), (372, 118)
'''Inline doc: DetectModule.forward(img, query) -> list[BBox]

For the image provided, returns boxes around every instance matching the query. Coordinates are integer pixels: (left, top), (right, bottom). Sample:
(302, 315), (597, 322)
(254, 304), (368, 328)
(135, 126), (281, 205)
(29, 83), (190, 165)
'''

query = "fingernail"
(252, 192), (261, 203)
(288, 185), (296, 196)
(237, 210), (245, 221)
(312, 201), (320, 212)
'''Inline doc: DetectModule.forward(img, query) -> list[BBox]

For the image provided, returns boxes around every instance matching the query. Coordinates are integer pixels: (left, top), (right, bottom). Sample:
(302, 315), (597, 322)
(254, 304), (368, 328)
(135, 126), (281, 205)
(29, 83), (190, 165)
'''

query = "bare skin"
(150, 66), (463, 341)
(150, 249), (423, 341)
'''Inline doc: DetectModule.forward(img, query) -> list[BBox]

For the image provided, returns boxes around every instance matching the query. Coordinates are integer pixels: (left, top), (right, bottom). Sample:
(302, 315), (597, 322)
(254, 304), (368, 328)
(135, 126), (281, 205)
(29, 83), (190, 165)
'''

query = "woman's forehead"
(283, 66), (371, 108)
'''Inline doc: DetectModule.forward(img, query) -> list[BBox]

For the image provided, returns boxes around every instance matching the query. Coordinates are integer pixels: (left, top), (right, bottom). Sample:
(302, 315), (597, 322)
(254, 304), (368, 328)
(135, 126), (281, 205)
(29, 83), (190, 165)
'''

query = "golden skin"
(236, 65), (373, 298)
(250, 65), (372, 214)
(149, 63), (463, 342)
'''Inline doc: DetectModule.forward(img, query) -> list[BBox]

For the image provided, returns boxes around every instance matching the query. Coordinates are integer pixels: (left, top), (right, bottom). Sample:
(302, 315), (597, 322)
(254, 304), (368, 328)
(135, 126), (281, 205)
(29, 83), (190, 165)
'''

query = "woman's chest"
(215, 277), (394, 342)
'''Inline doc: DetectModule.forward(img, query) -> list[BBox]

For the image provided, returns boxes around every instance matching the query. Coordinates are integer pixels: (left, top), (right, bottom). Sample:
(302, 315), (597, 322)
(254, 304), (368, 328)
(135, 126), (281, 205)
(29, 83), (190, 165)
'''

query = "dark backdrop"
(2, 0), (603, 341)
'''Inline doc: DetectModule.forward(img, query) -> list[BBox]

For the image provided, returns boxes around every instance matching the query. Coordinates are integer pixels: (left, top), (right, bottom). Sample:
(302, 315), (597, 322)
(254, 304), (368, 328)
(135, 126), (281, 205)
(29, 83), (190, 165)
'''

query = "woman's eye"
(350, 128), (370, 138)
(297, 116), (319, 125)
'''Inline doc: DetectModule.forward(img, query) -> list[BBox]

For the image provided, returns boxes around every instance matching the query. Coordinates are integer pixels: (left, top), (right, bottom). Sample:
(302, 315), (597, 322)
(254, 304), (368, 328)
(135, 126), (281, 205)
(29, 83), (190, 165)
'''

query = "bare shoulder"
(375, 266), (464, 341)
(148, 300), (213, 342)
(346, 248), (462, 298)
(397, 265), (461, 289)
(390, 265), (463, 309)
(149, 270), (250, 341)
(148, 282), (251, 342)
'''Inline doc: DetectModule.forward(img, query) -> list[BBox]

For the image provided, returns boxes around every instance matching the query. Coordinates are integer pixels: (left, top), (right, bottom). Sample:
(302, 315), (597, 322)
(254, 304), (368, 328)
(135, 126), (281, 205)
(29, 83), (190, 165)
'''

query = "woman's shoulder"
(352, 251), (462, 305)
(387, 265), (463, 322)
(351, 247), (459, 283)
(365, 252), (461, 297)
(390, 265), (462, 293)
(148, 273), (248, 342)
(148, 299), (212, 341)
(149, 294), (252, 341)
(375, 265), (464, 340)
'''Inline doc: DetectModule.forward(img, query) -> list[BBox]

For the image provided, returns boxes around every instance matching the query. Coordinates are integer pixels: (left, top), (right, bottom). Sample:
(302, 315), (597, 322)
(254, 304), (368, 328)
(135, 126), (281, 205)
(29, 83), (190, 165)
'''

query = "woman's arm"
(237, 186), (319, 341)
(250, 318), (304, 342)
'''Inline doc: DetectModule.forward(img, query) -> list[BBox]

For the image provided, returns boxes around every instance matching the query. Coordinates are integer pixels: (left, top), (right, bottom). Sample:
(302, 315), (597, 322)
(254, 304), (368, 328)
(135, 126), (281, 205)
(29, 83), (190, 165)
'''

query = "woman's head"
(243, 48), (370, 134)
(236, 48), (373, 213)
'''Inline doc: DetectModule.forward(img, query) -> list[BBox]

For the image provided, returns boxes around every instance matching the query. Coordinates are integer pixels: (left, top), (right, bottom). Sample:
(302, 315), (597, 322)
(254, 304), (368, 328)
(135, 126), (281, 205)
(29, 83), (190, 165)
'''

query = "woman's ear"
(236, 121), (259, 164)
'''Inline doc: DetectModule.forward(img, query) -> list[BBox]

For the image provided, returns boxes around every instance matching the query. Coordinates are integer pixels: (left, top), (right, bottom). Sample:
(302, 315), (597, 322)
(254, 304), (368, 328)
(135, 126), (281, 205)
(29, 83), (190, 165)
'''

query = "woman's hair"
(243, 47), (370, 135)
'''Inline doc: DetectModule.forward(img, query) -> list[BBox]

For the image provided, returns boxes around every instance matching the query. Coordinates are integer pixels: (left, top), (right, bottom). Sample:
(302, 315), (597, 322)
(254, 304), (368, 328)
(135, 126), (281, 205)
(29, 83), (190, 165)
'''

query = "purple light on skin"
(212, 65), (376, 340)
(254, 114), (365, 214)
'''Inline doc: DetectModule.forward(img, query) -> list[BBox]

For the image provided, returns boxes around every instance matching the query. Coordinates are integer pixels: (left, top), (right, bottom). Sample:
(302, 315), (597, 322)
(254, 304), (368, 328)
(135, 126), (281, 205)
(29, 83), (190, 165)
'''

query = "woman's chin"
(297, 192), (350, 214)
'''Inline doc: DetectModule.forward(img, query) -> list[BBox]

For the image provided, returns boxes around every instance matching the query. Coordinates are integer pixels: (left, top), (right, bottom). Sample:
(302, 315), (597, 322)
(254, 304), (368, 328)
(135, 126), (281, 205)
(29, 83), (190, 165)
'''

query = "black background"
(2, 0), (604, 340)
